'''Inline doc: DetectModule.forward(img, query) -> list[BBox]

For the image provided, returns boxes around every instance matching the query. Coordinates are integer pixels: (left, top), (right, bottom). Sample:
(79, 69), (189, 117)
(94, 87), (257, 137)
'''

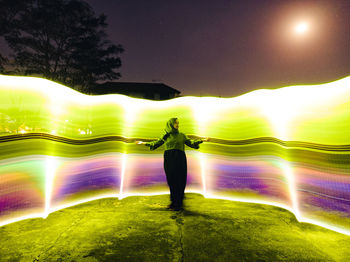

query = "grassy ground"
(1, 193), (350, 262)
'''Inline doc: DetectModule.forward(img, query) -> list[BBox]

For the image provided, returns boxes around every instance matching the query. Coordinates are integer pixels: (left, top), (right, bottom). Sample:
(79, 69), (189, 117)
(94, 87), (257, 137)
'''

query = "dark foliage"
(0, 0), (124, 91)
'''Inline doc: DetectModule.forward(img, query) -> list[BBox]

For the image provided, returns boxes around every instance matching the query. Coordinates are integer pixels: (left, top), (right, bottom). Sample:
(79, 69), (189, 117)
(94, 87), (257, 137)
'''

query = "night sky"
(3, 0), (350, 97)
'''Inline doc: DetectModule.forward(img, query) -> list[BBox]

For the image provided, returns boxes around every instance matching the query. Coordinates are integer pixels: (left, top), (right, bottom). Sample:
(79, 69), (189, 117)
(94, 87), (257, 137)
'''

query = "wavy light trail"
(0, 74), (350, 236)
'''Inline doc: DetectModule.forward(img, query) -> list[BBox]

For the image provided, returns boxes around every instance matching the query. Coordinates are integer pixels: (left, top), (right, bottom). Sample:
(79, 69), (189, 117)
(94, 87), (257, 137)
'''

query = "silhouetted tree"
(0, 54), (7, 72)
(0, 0), (124, 92)
(0, 0), (27, 73)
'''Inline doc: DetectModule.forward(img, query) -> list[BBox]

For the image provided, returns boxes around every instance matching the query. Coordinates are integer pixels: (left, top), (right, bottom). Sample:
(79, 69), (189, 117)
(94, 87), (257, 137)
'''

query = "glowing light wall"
(0, 74), (350, 235)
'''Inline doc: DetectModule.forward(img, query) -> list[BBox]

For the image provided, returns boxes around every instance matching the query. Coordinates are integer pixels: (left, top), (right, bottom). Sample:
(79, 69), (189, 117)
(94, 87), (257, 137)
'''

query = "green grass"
(0, 193), (350, 261)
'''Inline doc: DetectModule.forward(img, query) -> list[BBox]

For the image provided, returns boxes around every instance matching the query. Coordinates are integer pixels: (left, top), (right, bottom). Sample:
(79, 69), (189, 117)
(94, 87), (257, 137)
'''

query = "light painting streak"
(120, 153), (127, 199)
(199, 152), (207, 196)
(281, 159), (300, 220)
(0, 74), (350, 237)
(44, 156), (56, 218)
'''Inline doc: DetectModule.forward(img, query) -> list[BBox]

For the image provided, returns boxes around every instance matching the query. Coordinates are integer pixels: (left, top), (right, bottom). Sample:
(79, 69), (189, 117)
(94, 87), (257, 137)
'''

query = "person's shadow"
(147, 196), (213, 220)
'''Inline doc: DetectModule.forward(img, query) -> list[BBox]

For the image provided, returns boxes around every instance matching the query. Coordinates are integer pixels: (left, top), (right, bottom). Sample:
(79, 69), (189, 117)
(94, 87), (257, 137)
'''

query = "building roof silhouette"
(88, 81), (181, 100)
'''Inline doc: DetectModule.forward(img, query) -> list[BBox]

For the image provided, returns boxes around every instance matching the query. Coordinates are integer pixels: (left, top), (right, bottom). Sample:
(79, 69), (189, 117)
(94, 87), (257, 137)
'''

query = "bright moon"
(295, 22), (309, 34)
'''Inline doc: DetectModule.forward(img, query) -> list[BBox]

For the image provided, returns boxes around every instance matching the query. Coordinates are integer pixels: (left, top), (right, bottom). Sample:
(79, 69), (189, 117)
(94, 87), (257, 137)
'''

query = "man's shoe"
(167, 203), (184, 211)
(172, 206), (183, 211)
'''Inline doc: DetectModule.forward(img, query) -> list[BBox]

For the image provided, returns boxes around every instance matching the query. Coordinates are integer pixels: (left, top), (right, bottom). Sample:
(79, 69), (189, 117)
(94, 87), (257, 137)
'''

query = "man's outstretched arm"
(145, 137), (165, 150)
(184, 134), (203, 149)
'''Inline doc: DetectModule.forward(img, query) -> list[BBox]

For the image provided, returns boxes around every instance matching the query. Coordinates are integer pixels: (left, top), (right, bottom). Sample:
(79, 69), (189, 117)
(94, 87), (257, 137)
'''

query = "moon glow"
(295, 22), (309, 34)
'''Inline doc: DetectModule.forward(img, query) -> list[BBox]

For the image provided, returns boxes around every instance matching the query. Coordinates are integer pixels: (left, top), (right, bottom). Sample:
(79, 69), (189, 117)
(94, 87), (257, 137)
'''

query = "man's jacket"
(145, 132), (203, 151)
